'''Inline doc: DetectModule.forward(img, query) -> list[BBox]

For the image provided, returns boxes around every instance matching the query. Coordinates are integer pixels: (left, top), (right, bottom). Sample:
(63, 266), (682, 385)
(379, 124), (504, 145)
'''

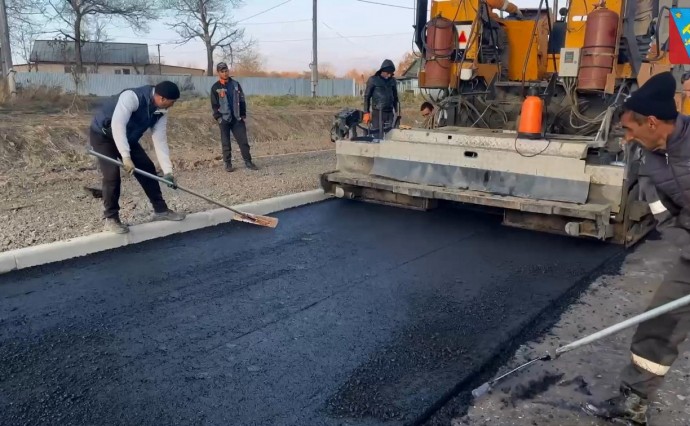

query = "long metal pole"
(157, 44), (162, 75)
(87, 149), (261, 220)
(311, 0), (318, 98)
(555, 293), (690, 357)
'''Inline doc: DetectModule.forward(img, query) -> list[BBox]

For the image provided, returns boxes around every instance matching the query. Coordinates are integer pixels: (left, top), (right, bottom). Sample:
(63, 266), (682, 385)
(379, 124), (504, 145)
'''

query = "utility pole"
(0, 0), (15, 98)
(157, 44), (162, 75)
(311, 0), (318, 98)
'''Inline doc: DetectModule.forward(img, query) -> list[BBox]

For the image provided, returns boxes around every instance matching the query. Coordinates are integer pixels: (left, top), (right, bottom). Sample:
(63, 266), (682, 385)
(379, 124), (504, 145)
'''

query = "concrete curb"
(0, 189), (331, 275)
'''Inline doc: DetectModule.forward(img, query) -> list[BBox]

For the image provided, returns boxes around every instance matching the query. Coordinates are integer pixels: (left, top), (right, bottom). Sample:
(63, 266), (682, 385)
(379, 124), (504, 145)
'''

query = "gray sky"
(15, 0), (548, 75)
(109, 0), (417, 74)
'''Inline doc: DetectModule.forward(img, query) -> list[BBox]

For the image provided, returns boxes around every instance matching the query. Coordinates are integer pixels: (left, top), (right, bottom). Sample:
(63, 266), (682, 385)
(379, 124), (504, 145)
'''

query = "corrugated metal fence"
(14, 72), (357, 97)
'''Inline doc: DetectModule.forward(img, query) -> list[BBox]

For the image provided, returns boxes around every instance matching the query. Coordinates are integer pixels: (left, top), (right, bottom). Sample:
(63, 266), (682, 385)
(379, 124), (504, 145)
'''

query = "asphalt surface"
(0, 200), (622, 426)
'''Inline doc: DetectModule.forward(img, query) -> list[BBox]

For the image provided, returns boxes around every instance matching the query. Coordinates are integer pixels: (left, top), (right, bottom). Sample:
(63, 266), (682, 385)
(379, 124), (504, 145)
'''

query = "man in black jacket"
(584, 72), (690, 425)
(210, 62), (258, 172)
(364, 59), (400, 138)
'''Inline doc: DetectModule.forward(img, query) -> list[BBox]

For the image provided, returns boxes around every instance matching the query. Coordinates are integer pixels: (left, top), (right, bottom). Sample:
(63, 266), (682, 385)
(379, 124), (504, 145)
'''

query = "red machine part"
(577, 4), (620, 91)
(423, 17), (455, 88)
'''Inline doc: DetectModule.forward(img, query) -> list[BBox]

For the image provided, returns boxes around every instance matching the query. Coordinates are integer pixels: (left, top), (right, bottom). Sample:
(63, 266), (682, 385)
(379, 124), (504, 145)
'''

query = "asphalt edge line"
(0, 189), (331, 275)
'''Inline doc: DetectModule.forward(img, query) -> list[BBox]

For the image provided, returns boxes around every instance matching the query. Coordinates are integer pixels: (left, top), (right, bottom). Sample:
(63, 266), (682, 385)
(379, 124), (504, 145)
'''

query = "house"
(13, 40), (205, 76)
(397, 58), (421, 93)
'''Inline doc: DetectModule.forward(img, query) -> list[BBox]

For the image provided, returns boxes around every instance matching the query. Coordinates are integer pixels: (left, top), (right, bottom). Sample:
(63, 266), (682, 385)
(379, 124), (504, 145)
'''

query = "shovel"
(88, 148), (279, 229)
(471, 292), (690, 399)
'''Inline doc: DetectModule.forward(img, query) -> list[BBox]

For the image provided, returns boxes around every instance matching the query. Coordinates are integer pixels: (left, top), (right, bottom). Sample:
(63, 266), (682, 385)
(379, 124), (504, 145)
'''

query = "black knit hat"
(623, 72), (678, 121)
(154, 81), (181, 100)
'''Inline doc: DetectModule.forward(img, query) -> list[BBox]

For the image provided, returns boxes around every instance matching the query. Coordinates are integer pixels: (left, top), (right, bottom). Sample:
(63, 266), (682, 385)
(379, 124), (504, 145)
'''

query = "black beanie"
(623, 72), (678, 121)
(154, 81), (181, 100)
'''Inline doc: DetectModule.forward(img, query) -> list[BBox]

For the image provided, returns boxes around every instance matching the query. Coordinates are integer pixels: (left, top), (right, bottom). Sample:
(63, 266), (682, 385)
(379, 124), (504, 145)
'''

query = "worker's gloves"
(217, 117), (223, 124)
(363, 112), (371, 124)
(122, 157), (135, 175)
(163, 173), (177, 189)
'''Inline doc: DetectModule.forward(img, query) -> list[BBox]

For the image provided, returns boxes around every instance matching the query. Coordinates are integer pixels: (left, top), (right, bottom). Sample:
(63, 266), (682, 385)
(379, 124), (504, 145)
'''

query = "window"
(122, 69), (131, 75)
(115, 69), (121, 75)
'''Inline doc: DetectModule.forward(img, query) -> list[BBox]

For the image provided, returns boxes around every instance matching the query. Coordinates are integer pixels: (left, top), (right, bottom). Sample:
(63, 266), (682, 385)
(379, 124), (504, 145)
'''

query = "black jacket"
(210, 78), (246, 121)
(640, 114), (690, 253)
(364, 59), (399, 113)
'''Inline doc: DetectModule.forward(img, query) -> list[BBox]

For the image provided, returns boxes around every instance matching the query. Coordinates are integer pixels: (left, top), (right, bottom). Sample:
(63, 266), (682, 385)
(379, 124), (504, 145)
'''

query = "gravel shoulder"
(438, 235), (690, 426)
(0, 148), (335, 252)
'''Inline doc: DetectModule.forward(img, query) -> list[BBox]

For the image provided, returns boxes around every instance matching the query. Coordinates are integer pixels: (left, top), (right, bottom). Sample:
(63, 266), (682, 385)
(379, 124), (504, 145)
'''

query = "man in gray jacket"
(210, 62), (258, 172)
(584, 71), (690, 425)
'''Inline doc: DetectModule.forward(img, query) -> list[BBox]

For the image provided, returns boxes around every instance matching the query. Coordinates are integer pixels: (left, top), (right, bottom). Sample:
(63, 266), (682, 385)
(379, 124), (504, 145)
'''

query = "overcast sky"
(16, 0), (548, 75)
(107, 0), (417, 74)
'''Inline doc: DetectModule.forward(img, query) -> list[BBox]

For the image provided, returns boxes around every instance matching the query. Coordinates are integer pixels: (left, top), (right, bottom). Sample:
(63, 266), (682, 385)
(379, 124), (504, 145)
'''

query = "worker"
(583, 72), (690, 425)
(420, 101), (447, 128)
(363, 59), (400, 138)
(483, 0), (523, 80)
(89, 81), (186, 234)
(210, 62), (258, 172)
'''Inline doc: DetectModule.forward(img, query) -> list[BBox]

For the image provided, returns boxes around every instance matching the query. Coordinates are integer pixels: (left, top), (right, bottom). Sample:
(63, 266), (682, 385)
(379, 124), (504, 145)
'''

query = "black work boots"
(583, 386), (650, 425)
(224, 161), (258, 172)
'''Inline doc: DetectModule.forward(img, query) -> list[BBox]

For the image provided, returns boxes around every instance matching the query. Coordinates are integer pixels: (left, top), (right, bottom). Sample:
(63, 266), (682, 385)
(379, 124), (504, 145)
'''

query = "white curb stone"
(0, 189), (331, 275)
(0, 252), (17, 274)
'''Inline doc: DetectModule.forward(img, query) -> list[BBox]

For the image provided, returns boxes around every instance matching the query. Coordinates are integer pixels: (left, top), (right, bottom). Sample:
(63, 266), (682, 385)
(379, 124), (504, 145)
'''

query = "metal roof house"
(16, 40), (204, 75)
(30, 40), (150, 66)
(397, 58), (421, 93)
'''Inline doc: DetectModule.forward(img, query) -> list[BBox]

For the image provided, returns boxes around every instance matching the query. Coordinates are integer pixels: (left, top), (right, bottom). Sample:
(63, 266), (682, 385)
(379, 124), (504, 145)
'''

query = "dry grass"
(0, 90), (423, 174)
(0, 80), (94, 113)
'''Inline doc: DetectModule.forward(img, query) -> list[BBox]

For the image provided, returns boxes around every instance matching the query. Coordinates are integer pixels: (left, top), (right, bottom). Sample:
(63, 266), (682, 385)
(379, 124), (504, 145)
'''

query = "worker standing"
(583, 72), (690, 425)
(363, 59), (400, 138)
(90, 81), (186, 234)
(210, 62), (258, 172)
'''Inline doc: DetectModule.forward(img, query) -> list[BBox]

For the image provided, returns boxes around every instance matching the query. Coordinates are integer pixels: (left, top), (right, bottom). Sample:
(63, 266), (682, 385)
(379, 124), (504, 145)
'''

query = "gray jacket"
(639, 114), (690, 253)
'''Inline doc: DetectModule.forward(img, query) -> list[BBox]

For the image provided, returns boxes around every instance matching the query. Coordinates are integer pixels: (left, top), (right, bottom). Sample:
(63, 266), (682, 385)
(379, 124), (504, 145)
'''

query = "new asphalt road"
(0, 200), (622, 426)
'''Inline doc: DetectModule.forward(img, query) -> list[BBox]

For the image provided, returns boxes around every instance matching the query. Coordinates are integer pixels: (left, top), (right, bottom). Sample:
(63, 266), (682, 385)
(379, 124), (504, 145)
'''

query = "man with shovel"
(90, 81), (186, 234)
(584, 71), (690, 425)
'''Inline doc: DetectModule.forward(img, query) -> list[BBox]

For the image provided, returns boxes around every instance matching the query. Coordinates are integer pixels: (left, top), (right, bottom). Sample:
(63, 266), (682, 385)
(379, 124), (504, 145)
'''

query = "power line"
(237, 0), (294, 23)
(321, 21), (359, 48)
(257, 32), (409, 43)
(243, 18), (310, 25)
(353, 0), (414, 9)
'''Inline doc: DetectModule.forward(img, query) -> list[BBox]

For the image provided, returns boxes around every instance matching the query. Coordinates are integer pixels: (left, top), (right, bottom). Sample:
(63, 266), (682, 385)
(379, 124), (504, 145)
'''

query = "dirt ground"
(0, 95), (420, 253)
(442, 235), (690, 426)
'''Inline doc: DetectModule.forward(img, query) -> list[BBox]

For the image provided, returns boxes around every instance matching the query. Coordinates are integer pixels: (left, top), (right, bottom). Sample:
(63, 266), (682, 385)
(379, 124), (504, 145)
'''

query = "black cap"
(217, 62), (229, 71)
(154, 81), (180, 100)
(623, 72), (678, 121)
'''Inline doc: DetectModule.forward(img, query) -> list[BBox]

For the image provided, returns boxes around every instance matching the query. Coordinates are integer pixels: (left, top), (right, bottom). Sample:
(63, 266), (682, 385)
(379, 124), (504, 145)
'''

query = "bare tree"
(83, 18), (110, 73)
(164, 0), (252, 75)
(41, 0), (156, 73)
(6, 0), (40, 69)
(231, 47), (263, 76)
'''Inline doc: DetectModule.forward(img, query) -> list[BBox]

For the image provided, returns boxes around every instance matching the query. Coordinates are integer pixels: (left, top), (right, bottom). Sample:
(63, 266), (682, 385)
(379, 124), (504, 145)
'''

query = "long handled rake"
(88, 148), (278, 229)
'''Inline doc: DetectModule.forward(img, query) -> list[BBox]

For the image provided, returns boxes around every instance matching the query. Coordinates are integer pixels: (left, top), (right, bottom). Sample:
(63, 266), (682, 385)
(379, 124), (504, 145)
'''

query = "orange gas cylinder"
(423, 16), (454, 88)
(577, 3), (619, 91)
(518, 88), (543, 138)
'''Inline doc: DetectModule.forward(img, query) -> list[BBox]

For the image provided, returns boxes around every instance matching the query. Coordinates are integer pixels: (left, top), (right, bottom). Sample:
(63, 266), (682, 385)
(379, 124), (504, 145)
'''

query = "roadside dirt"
(432, 235), (690, 426)
(0, 94), (421, 253)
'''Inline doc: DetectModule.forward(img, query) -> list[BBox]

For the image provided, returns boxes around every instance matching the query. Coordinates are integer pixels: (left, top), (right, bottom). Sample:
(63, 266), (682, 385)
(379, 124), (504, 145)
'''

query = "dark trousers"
(370, 109), (395, 139)
(219, 118), (252, 164)
(620, 254), (690, 398)
(90, 129), (168, 219)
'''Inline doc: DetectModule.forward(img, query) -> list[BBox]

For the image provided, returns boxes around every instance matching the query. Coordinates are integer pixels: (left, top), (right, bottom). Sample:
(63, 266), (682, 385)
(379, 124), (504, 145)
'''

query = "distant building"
(13, 40), (205, 76)
(397, 58), (421, 93)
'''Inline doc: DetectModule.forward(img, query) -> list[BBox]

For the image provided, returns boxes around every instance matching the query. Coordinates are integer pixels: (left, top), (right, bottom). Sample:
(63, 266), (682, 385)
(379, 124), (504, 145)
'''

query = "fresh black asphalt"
(0, 199), (621, 426)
